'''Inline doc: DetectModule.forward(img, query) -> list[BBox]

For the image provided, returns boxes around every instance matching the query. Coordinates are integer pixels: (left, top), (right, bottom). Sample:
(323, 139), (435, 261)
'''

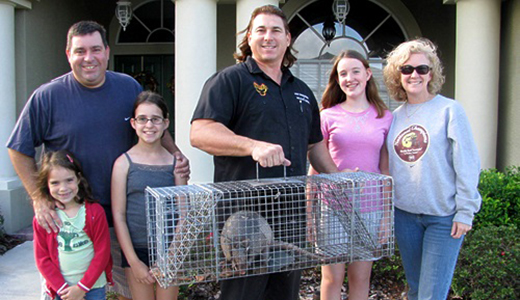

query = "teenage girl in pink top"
(309, 50), (393, 300)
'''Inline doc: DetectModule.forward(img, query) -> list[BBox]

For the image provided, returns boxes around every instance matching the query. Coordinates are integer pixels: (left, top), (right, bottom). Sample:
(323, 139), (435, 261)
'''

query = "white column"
(0, 2), (16, 179)
(236, 0), (279, 50)
(454, 0), (501, 169)
(175, 0), (217, 183)
(1, 1), (32, 234)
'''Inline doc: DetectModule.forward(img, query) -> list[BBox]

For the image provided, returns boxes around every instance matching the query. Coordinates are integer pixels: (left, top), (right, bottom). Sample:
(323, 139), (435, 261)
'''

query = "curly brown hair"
(34, 150), (95, 205)
(383, 38), (445, 102)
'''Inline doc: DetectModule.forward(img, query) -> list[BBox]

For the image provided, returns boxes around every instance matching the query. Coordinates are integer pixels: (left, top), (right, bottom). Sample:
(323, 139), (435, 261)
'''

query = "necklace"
(405, 101), (426, 118)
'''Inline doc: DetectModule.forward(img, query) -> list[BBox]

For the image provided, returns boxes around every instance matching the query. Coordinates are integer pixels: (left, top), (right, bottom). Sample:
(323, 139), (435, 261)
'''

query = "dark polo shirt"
(192, 56), (322, 182)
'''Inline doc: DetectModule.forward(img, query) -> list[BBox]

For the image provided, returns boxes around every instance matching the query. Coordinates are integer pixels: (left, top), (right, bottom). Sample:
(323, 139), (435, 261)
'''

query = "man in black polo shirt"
(190, 5), (339, 300)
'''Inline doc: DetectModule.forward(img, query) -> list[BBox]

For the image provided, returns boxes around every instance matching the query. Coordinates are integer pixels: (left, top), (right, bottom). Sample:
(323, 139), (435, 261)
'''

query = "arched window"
(289, 0), (407, 110)
(117, 0), (174, 44)
(113, 0), (176, 138)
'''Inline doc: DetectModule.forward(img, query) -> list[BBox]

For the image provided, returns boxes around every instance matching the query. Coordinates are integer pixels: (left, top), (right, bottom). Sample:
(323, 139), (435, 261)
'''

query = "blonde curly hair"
(383, 38), (445, 102)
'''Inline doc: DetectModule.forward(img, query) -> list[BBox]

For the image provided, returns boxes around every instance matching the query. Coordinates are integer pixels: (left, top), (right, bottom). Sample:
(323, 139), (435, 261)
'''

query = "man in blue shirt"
(7, 21), (189, 300)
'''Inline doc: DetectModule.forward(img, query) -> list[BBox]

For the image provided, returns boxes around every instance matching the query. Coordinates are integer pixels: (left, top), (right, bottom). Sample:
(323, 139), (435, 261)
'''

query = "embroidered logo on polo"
(393, 124), (430, 164)
(254, 82), (268, 96)
(295, 92), (311, 112)
(294, 92), (310, 105)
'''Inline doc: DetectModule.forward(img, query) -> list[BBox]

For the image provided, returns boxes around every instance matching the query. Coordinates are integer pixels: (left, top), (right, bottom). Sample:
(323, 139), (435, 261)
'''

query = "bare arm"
(377, 142), (393, 244)
(307, 141), (339, 174)
(8, 148), (62, 233)
(111, 155), (155, 285)
(174, 172), (188, 231)
(161, 131), (190, 179)
(161, 130), (179, 153)
(306, 142), (336, 243)
(307, 166), (318, 176)
(190, 119), (290, 167)
(379, 144), (390, 176)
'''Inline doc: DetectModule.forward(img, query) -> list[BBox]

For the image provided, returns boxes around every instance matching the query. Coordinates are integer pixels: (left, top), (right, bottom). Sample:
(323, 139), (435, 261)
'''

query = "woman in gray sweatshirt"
(383, 38), (481, 300)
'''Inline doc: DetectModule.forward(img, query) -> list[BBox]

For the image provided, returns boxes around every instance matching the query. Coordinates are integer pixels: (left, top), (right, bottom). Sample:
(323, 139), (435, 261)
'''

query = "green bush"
(451, 225), (519, 300)
(372, 246), (406, 286)
(474, 167), (520, 229)
(0, 211), (4, 239)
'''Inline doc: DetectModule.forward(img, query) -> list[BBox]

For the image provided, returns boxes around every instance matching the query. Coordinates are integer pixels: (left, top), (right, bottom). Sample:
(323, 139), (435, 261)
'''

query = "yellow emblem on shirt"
(254, 82), (268, 96)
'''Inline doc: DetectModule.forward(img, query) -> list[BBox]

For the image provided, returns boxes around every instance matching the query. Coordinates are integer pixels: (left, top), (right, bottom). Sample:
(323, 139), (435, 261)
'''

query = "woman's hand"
(451, 221), (472, 239)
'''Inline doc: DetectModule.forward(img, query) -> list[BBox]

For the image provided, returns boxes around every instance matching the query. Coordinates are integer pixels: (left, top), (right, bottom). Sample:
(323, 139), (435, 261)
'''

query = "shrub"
(474, 167), (520, 229)
(451, 225), (520, 300)
(372, 246), (406, 286)
(0, 210), (4, 239)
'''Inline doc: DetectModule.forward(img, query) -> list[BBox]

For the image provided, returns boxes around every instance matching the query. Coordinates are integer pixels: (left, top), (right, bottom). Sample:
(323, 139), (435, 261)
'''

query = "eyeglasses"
(399, 64), (431, 75)
(133, 116), (165, 125)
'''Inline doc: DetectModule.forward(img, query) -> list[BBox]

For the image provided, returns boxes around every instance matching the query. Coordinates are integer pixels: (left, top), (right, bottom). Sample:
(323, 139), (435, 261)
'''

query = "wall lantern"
(333, 0), (350, 24)
(322, 18), (336, 46)
(116, 1), (132, 31)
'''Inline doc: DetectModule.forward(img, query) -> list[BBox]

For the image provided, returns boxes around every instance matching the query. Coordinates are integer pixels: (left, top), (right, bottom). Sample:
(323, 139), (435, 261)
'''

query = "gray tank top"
(125, 153), (175, 247)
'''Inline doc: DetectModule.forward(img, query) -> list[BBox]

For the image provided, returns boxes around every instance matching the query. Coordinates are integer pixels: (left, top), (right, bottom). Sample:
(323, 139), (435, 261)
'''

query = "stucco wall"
(14, 0), (98, 114)
(497, 0), (520, 169)
(217, 4), (238, 71)
(402, 0), (456, 99)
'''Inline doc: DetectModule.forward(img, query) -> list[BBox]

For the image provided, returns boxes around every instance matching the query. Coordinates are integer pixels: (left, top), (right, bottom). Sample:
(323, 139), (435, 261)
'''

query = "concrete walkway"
(0, 241), (40, 300)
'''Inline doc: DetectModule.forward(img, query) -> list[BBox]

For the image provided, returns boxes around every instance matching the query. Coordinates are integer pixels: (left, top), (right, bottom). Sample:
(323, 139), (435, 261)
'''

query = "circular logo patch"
(393, 124), (429, 163)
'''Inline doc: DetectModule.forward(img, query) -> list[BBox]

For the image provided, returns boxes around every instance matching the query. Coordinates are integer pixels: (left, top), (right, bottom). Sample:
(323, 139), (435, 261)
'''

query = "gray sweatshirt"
(387, 95), (482, 225)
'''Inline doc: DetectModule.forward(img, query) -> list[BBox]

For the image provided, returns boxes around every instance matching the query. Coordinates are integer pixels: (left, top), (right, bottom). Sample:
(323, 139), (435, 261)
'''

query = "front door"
(114, 55), (176, 139)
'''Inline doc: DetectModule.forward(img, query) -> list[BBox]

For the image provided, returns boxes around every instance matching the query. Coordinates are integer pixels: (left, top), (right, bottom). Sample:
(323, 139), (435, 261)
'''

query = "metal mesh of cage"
(145, 171), (394, 288)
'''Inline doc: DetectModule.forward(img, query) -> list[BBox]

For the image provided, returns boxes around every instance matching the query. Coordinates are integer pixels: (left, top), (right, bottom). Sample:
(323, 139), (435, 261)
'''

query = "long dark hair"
(321, 50), (388, 118)
(233, 5), (298, 68)
(34, 150), (95, 205)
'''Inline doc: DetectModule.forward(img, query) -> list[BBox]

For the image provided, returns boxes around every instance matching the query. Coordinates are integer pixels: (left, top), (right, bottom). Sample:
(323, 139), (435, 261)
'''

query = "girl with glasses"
(111, 91), (187, 300)
(383, 38), (481, 300)
(309, 50), (393, 300)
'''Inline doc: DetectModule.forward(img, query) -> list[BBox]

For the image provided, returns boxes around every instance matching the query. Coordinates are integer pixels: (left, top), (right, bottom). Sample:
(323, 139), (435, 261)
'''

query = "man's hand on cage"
(251, 141), (291, 168)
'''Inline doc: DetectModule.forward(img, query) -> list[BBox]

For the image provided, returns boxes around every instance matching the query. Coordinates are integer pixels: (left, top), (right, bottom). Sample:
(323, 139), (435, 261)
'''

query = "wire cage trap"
(145, 171), (394, 288)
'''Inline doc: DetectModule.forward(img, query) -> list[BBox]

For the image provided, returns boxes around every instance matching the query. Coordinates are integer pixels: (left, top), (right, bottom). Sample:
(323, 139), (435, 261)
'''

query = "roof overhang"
(6, 0), (32, 9)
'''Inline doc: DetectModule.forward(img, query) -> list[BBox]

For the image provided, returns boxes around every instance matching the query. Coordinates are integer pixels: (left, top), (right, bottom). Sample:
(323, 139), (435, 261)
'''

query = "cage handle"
(256, 162), (287, 181)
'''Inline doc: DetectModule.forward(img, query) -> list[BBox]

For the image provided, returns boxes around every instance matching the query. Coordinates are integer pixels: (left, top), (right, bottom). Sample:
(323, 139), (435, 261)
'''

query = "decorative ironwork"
(333, 0), (350, 24)
(116, 1), (132, 31)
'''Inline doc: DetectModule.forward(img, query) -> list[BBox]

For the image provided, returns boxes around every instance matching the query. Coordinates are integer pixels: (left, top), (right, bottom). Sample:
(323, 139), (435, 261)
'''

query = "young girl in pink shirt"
(309, 50), (393, 300)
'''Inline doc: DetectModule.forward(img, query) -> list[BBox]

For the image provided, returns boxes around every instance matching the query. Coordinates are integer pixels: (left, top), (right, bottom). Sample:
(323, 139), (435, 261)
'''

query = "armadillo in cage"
(220, 210), (325, 275)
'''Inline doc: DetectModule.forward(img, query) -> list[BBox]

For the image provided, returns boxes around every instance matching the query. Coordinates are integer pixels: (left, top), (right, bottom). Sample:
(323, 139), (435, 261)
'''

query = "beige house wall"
(497, 0), (520, 170)
(8, 0), (96, 233)
(3, 0), (519, 234)
(217, 4), (238, 71)
(14, 0), (95, 114)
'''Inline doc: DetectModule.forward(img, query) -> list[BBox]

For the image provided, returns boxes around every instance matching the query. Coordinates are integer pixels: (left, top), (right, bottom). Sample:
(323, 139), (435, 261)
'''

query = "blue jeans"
(55, 286), (106, 300)
(395, 208), (464, 300)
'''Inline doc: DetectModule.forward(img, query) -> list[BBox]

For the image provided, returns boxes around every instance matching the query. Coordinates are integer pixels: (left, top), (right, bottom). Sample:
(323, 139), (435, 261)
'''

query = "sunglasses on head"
(400, 64), (431, 75)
